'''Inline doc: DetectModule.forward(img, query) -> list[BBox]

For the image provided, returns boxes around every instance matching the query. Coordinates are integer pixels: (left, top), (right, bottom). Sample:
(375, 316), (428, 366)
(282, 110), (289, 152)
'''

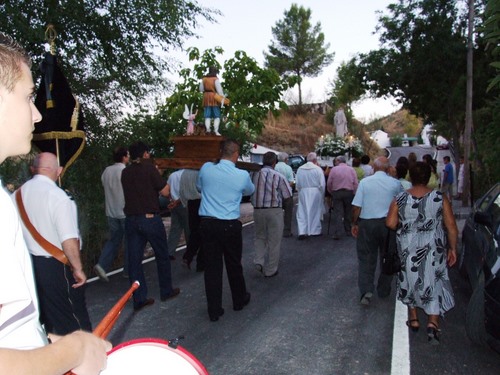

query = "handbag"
(381, 229), (401, 275)
(213, 93), (230, 106)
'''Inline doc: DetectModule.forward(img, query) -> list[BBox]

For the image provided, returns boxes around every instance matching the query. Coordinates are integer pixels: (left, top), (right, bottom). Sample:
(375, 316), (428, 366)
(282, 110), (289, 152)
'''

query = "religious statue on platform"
(199, 66), (228, 136)
(334, 106), (348, 138)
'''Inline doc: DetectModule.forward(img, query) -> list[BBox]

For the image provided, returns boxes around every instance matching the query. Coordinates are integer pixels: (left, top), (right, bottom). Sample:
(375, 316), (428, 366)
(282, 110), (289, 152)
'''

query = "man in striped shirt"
(251, 152), (293, 277)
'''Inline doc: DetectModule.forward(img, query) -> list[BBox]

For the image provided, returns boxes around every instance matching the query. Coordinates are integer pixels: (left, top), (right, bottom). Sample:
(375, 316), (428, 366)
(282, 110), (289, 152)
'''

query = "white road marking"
(391, 298), (411, 375)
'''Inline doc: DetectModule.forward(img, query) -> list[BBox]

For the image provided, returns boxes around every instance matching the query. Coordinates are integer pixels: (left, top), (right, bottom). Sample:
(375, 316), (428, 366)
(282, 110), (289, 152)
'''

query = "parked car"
(460, 182), (500, 354)
(436, 143), (449, 150)
(287, 154), (306, 173)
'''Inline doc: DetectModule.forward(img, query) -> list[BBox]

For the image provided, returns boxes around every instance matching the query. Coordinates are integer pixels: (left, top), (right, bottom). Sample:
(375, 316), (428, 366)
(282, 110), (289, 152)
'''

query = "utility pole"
(463, 0), (474, 207)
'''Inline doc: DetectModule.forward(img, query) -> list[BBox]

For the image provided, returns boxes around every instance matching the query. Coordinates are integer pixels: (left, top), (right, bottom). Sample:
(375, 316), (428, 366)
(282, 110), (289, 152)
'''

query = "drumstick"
(93, 281), (140, 338)
(65, 281), (140, 375)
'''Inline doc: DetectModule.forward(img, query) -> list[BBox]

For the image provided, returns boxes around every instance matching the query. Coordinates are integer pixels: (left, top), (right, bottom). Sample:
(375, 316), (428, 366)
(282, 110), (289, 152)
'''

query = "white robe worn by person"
(296, 162), (326, 236)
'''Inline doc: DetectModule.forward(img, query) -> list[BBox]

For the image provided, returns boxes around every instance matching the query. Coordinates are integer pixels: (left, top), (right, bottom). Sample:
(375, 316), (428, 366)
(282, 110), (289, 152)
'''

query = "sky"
(170, 0), (401, 122)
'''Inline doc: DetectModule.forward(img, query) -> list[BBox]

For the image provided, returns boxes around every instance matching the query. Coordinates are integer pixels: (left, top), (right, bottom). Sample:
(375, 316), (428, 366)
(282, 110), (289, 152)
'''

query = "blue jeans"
(97, 217), (127, 273)
(125, 214), (174, 307)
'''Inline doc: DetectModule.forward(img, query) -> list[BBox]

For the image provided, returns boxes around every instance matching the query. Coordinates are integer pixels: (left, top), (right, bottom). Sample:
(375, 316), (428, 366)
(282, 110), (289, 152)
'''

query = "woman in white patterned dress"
(386, 161), (458, 344)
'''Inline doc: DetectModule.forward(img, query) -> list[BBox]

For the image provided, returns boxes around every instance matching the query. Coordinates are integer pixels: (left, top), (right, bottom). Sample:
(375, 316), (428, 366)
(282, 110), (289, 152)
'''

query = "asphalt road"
(86, 200), (500, 374)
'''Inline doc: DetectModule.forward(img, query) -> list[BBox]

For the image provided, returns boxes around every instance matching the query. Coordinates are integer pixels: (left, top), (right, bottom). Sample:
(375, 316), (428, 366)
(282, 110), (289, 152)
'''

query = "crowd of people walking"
(0, 32), (462, 375)
(87, 142), (461, 347)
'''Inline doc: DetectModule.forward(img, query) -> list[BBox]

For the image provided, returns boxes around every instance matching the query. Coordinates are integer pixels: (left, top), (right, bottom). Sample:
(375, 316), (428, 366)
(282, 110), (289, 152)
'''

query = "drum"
(100, 338), (209, 374)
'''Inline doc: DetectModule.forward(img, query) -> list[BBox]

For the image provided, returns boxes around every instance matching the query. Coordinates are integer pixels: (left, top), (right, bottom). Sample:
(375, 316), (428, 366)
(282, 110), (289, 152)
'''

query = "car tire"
(458, 241), (469, 279)
(466, 272), (488, 347)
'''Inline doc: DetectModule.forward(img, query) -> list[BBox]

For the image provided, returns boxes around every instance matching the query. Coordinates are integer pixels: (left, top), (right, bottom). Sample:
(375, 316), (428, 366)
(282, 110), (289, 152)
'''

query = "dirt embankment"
(257, 109), (383, 160)
(257, 111), (334, 155)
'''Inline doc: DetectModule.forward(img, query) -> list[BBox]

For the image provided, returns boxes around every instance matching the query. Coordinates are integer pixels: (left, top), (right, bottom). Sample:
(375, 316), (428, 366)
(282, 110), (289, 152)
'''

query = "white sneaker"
(94, 264), (109, 282)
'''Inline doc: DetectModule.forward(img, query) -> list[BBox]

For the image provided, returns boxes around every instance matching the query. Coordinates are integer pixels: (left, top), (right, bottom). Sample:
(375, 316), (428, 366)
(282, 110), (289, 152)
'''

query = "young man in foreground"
(0, 32), (110, 375)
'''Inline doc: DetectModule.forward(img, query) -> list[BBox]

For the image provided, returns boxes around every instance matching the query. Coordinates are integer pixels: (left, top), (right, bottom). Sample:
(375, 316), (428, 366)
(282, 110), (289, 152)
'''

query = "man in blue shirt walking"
(351, 156), (402, 305)
(441, 156), (454, 200)
(197, 139), (255, 321)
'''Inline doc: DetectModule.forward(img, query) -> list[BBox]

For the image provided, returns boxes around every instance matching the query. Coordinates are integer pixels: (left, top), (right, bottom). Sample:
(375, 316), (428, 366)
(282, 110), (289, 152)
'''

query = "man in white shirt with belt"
(15, 152), (91, 335)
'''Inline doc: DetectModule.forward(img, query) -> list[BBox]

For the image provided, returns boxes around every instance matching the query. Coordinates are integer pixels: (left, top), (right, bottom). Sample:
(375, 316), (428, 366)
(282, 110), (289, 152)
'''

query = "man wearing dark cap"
(121, 141), (180, 311)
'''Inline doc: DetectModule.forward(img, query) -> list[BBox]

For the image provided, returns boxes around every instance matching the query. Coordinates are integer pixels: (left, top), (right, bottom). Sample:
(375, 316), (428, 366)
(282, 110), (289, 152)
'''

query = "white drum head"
(101, 338), (208, 374)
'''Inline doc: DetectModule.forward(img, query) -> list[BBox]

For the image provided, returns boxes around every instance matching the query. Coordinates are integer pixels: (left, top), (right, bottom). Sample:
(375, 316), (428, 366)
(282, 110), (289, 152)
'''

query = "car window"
(478, 184), (500, 212)
(489, 192), (500, 233)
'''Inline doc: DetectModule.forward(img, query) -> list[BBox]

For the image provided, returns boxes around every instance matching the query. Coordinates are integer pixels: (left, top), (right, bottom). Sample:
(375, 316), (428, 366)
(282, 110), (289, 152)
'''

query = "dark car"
(460, 182), (500, 354)
(287, 154), (306, 173)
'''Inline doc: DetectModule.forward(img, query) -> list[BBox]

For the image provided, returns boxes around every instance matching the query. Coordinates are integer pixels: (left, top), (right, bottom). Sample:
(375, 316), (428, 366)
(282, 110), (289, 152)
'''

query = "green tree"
(473, 0), (500, 187)
(0, 1), (219, 275)
(264, 4), (334, 106)
(160, 47), (289, 154)
(483, 0), (500, 92)
(328, 56), (366, 121)
(358, 0), (469, 147)
(357, 0), (497, 195)
(0, 0), (218, 124)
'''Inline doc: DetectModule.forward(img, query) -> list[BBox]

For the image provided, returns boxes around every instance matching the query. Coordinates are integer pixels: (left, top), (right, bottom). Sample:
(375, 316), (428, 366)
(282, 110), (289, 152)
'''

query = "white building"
(370, 130), (391, 148)
(243, 144), (280, 164)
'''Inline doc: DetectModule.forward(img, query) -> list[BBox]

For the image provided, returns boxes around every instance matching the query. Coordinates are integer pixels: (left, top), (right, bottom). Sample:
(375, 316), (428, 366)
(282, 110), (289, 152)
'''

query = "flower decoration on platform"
(315, 134), (348, 157)
(350, 139), (364, 158)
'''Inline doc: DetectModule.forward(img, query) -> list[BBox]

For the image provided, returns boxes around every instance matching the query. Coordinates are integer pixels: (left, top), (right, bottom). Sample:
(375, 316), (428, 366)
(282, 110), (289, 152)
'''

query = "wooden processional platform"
(154, 135), (260, 171)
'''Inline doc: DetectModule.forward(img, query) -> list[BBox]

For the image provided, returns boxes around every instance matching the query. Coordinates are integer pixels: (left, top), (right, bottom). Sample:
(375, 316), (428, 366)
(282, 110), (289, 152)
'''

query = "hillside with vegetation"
(256, 107), (420, 158)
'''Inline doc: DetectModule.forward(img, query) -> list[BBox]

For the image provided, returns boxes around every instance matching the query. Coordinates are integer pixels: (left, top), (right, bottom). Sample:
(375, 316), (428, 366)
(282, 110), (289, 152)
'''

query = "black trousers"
(31, 256), (92, 335)
(200, 218), (248, 317)
(183, 199), (204, 269)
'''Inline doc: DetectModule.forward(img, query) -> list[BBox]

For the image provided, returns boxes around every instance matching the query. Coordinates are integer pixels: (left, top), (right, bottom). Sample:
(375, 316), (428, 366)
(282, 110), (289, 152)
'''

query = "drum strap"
(15, 187), (69, 265)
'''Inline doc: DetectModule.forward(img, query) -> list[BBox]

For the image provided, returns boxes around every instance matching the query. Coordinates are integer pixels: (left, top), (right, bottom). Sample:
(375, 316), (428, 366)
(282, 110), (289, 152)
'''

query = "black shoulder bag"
(381, 229), (401, 275)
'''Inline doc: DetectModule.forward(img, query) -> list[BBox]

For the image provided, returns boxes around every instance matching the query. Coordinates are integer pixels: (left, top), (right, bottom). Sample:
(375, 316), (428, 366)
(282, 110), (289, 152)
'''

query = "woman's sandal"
(406, 319), (420, 332)
(427, 322), (441, 345)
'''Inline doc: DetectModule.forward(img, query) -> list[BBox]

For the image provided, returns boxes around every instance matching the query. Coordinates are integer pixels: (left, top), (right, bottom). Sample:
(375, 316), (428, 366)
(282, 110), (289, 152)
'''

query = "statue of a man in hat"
(199, 66), (226, 136)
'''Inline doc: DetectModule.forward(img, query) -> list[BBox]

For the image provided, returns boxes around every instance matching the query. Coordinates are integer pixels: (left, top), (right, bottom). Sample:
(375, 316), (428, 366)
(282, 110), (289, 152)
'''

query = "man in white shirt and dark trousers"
(94, 146), (129, 281)
(15, 152), (91, 334)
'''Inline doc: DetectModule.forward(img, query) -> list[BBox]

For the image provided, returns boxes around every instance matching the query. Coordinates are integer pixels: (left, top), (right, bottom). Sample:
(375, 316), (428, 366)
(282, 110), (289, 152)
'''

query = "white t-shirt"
(167, 169), (185, 201)
(0, 182), (47, 349)
(15, 175), (80, 257)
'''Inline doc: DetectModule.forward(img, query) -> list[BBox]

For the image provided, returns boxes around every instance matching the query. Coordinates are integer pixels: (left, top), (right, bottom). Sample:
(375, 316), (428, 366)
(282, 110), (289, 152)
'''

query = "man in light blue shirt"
(351, 156), (402, 305)
(197, 139), (255, 321)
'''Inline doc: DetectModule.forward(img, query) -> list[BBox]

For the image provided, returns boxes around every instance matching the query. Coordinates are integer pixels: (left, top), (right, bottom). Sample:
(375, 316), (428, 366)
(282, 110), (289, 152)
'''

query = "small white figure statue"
(182, 104), (198, 135)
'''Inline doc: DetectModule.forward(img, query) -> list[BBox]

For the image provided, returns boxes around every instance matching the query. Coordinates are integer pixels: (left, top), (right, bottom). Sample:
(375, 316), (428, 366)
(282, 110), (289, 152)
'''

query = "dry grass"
(258, 109), (381, 159)
(258, 111), (334, 155)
